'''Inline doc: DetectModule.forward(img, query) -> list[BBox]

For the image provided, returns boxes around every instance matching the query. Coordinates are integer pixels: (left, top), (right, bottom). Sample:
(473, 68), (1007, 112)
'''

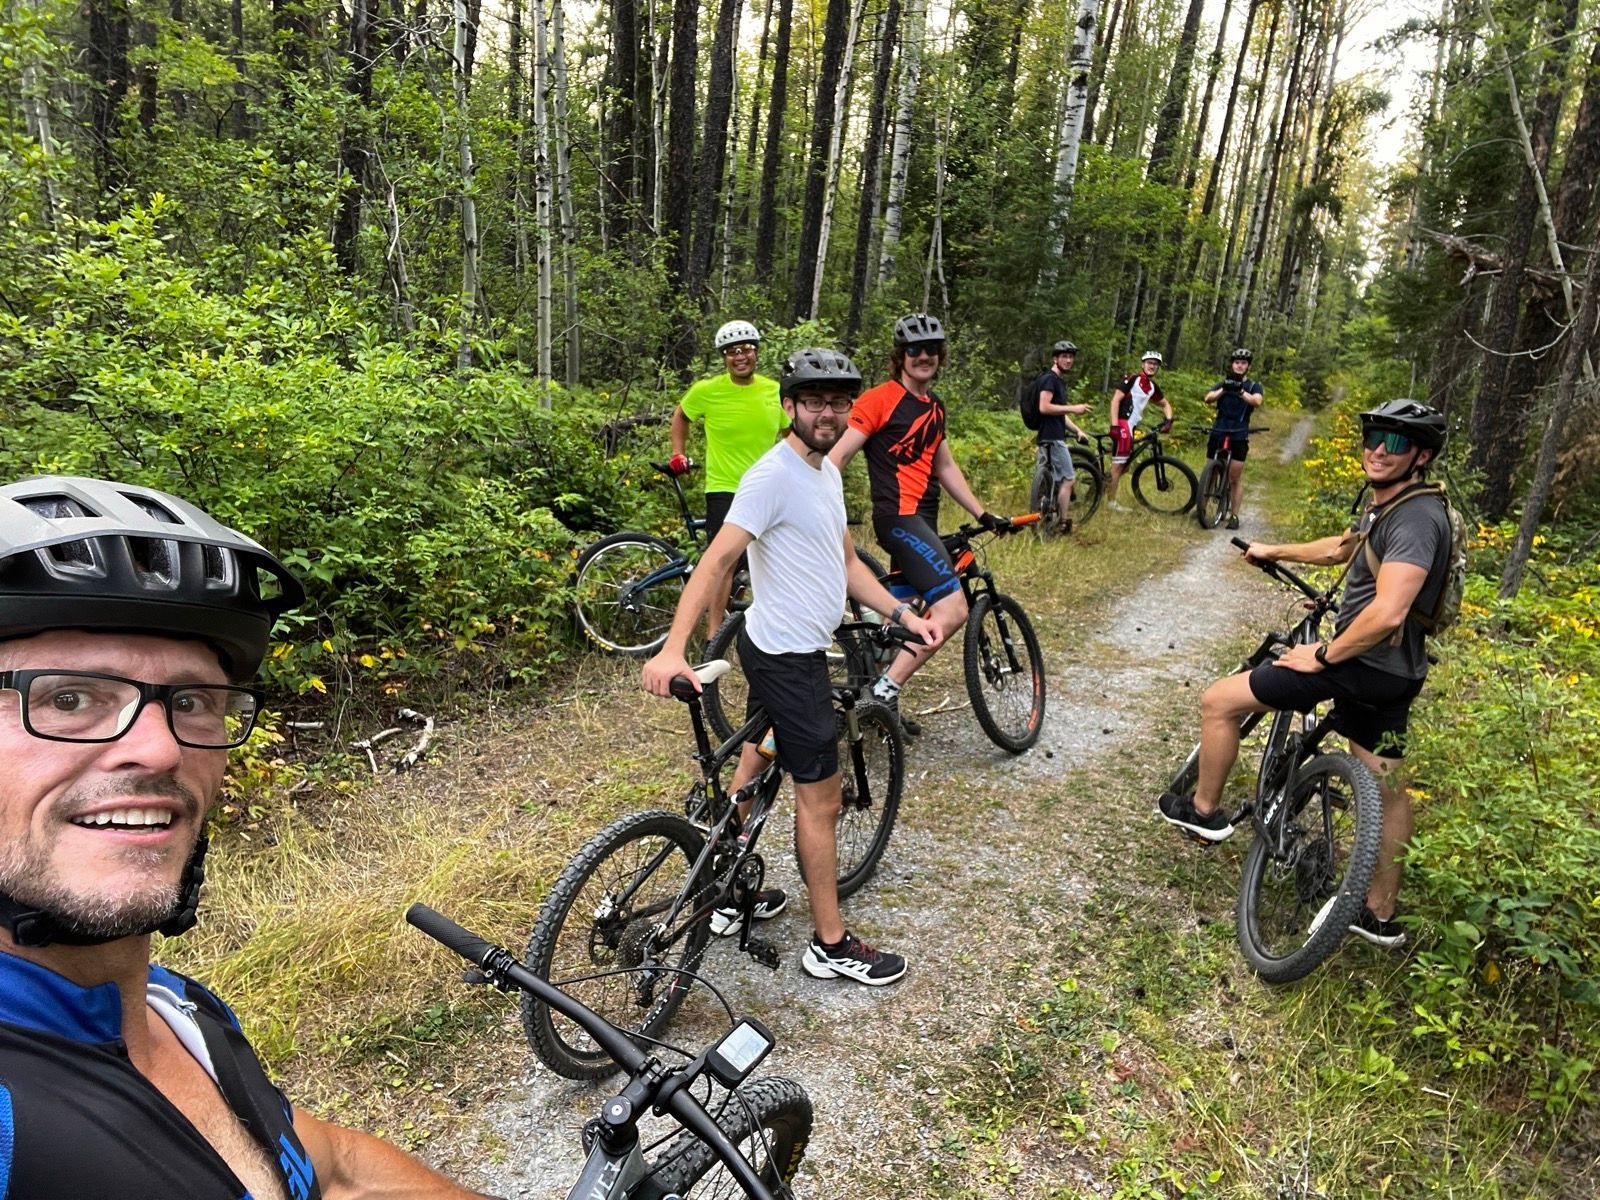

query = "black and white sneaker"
(801, 931), (907, 986)
(709, 888), (788, 937)
(1225, 514), (1241, 531)
(1157, 791), (1234, 842)
(1349, 905), (1406, 948)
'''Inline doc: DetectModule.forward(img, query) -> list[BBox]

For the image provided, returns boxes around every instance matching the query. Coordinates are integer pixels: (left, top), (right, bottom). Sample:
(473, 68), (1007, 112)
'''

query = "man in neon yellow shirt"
(669, 319), (788, 637)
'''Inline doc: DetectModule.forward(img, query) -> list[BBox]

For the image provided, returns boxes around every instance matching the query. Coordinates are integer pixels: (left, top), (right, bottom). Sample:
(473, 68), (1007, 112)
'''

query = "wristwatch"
(1314, 642), (1332, 667)
(889, 602), (912, 625)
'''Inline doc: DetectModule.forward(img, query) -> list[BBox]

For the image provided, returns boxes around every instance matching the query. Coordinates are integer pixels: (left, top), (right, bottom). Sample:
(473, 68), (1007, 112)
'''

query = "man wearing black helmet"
(1033, 340), (1095, 533)
(644, 349), (941, 987)
(0, 477), (490, 1198)
(1203, 348), (1265, 530)
(1159, 402), (1452, 947)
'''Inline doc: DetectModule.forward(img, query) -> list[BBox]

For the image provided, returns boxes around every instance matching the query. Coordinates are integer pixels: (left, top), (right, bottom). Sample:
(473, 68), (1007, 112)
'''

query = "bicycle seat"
(669, 659), (733, 700)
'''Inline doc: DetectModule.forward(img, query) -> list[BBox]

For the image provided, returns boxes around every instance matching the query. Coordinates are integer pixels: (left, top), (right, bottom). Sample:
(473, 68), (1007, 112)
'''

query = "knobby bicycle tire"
(832, 699), (904, 899)
(573, 532), (689, 656)
(1131, 454), (1199, 515)
(1029, 457), (1065, 539)
(963, 592), (1047, 753)
(1069, 448), (1103, 526)
(1196, 459), (1229, 529)
(1235, 751), (1383, 984)
(522, 810), (713, 1079)
(635, 1076), (813, 1199)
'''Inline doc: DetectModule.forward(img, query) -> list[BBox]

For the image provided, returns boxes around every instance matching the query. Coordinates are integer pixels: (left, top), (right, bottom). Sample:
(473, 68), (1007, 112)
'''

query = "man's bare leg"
(793, 775), (846, 942)
(885, 590), (967, 687)
(1195, 672), (1270, 812)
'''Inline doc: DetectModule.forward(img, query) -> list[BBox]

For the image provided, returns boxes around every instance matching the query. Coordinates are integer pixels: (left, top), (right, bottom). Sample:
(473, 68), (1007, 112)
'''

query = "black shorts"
(1247, 658), (1425, 759)
(1206, 433), (1250, 462)
(737, 630), (839, 783)
(703, 491), (748, 574)
(873, 513), (962, 605)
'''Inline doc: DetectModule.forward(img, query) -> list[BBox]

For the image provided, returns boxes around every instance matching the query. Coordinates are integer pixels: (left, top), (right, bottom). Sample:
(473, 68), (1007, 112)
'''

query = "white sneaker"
(709, 888), (787, 937)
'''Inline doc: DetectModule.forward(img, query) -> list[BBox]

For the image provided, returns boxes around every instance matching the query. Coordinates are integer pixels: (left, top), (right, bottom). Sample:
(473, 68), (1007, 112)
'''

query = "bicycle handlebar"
(405, 904), (783, 1200)
(951, 512), (1038, 540)
(1230, 537), (1327, 605)
(651, 459), (699, 475)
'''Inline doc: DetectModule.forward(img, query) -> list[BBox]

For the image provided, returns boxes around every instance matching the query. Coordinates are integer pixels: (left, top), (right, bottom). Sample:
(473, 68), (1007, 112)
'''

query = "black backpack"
(1017, 348), (1048, 431)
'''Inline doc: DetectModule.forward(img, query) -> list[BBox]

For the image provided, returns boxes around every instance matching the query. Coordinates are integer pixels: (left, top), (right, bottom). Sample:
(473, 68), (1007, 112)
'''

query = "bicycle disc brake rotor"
(1293, 836), (1334, 906)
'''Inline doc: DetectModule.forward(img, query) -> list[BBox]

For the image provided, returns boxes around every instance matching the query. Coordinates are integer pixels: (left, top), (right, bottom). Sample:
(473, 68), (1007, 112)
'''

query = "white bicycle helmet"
(1140, 350), (1164, 364)
(714, 320), (762, 350)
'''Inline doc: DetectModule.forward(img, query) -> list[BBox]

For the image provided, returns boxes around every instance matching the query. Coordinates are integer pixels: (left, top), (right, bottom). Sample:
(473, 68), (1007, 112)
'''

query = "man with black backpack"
(1027, 340), (1094, 533)
(1159, 400), (1459, 948)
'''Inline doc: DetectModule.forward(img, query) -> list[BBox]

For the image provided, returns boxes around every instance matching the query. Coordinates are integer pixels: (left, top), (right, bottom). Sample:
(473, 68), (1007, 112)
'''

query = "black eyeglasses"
(795, 396), (855, 413)
(1362, 430), (1414, 454)
(0, 670), (263, 749)
(904, 342), (944, 359)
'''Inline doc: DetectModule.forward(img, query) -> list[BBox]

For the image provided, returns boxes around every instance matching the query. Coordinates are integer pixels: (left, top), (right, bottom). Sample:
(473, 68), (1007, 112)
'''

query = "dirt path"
(434, 428), (1317, 1198)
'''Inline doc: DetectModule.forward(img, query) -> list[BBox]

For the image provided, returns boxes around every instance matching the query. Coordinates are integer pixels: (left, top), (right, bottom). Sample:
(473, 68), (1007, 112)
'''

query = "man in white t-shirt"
(643, 348), (940, 986)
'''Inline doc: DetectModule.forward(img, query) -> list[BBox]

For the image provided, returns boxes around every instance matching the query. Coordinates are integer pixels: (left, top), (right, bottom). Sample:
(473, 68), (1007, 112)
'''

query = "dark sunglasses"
(795, 396), (855, 413)
(904, 342), (944, 359)
(1362, 430), (1415, 454)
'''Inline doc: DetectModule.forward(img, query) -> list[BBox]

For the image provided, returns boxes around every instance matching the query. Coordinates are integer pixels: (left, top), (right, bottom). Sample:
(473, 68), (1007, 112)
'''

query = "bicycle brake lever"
(461, 967), (492, 986)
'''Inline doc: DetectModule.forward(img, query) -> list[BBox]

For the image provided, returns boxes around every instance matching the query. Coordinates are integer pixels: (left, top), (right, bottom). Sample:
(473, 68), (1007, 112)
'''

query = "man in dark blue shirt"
(1032, 340), (1094, 532)
(1202, 348), (1265, 530)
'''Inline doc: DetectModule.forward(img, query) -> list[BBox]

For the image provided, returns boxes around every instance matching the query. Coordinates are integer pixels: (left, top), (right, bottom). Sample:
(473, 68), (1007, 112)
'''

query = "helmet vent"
(202, 543), (238, 590)
(44, 539), (97, 571)
(23, 496), (91, 520)
(127, 537), (177, 588)
(126, 494), (182, 524)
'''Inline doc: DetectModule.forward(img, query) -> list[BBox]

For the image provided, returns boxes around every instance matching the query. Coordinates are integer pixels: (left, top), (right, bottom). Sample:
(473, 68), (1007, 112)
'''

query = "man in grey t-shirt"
(1158, 400), (1451, 948)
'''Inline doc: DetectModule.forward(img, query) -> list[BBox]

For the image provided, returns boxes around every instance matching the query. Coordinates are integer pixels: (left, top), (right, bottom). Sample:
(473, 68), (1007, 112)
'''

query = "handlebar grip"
(1230, 537), (1250, 552)
(406, 904), (498, 968)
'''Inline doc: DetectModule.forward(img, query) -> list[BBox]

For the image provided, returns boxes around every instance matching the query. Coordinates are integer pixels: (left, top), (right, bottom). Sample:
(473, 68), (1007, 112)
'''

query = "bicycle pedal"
(1179, 828), (1219, 849)
(743, 936), (782, 970)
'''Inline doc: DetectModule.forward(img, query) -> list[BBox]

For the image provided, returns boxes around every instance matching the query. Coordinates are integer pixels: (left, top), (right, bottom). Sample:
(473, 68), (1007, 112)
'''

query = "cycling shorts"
(738, 629), (839, 783)
(1206, 433), (1250, 462)
(1110, 422), (1134, 464)
(872, 513), (963, 606)
(1247, 657), (1426, 760)
(1036, 441), (1076, 483)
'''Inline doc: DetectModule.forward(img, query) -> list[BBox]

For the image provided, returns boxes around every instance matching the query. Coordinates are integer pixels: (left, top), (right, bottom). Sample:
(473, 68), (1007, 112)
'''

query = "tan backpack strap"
(1362, 483), (1445, 645)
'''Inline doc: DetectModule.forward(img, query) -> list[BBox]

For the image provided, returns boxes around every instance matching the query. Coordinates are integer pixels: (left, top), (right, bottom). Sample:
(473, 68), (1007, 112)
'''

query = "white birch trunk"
(923, 88), (951, 312)
(19, 38), (60, 227)
(649, 0), (665, 231)
(719, 27), (742, 305)
(552, 0), (579, 387)
(531, 0), (554, 402)
(1041, 0), (1099, 285)
(375, 153), (416, 333)
(453, 0), (481, 371)
(810, 0), (867, 316)
(877, 0), (925, 286)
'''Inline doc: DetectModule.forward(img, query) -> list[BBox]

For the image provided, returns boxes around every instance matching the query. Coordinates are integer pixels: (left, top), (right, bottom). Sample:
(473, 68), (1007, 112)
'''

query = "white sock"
(871, 673), (902, 702)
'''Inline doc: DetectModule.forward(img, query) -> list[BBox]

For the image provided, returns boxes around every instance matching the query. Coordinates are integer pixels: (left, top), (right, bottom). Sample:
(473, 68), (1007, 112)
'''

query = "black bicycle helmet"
(1230, 347), (1253, 363)
(780, 348), (863, 398)
(1359, 399), (1447, 452)
(0, 476), (304, 680)
(893, 313), (946, 346)
(1053, 340), (1079, 355)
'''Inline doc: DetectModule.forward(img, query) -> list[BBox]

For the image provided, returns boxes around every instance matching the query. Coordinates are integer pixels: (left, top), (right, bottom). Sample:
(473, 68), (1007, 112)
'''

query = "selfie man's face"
(0, 631), (228, 940)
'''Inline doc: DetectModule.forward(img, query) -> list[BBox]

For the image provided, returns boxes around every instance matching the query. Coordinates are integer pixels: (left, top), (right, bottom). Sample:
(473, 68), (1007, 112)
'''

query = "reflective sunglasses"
(904, 342), (944, 359)
(722, 343), (758, 356)
(1362, 429), (1415, 454)
(0, 670), (263, 749)
(795, 396), (855, 413)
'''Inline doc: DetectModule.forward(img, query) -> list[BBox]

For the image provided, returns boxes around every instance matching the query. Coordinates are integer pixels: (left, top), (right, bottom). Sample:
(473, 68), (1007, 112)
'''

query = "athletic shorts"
(1247, 657), (1426, 759)
(1110, 423), (1134, 464)
(1206, 433), (1250, 462)
(703, 491), (748, 574)
(1036, 440), (1076, 482)
(873, 512), (963, 605)
(738, 629), (839, 783)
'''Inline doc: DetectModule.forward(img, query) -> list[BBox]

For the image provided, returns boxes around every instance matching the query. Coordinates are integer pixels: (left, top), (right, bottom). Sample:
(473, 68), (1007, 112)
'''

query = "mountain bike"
(572, 461), (747, 655)
(1029, 437), (1101, 534)
(701, 516), (1045, 754)
(407, 904), (808, 1199)
(1071, 427), (1199, 515)
(522, 625), (916, 1080)
(1194, 424), (1268, 530)
(1164, 539), (1383, 983)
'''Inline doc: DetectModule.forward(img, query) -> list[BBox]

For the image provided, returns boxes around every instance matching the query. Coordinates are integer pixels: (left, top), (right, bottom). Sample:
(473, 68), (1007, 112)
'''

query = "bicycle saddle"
(669, 659), (733, 700)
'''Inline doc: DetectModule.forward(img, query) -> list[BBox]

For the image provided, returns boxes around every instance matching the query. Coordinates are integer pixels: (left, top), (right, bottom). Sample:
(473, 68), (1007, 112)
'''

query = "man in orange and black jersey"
(828, 314), (1007, 731)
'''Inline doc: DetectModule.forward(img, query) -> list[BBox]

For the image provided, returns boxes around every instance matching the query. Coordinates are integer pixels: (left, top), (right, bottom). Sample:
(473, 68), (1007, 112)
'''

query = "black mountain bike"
(1164, 540), (1383, 983)
(701, 516), (1045, 754)
(408, 904), (808, 1198)
(1194, 425), (1268, 530)
(573, 461), (747, 655)
(1029, 438), (1101, 534)
(1072, 427), (1199, 516)
(522, 624), (915, 1079)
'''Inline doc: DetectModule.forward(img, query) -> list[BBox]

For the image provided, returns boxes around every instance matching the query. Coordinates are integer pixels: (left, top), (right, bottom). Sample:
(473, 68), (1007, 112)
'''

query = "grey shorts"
(1036, 441), (1076, 482)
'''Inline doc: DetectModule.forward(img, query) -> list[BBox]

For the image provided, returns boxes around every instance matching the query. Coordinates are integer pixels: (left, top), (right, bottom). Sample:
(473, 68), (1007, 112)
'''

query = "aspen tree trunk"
(754, 0), (795, 281)
(552, 0), (579, 386)
(1041, 0), (1099, 284)
(531, 0), (554, 399)
(648, 0), (667, 230)
(923, 87), (952, 313)
(719, 62), (740, 303)
(453, 0), (482, 372)
(810, 0), (867, 317)
(845, 0), (902, 347)
(375, 152), (416, 333)
(1082, 0), (1128, 145)
(18, 20), (60, 227)
(877, 0), (925, 286)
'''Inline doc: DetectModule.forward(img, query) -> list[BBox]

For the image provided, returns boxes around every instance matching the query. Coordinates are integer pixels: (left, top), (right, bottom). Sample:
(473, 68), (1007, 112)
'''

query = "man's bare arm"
(295, 1108), (498, 1200)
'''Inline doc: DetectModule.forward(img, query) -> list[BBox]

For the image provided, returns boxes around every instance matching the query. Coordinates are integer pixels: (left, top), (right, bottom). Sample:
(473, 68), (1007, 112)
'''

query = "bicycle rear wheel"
(573, 533), (688, 655)
(637, 1076), (813, 1199)
(832, 699), (904, 899)
(1069, 449), (1103, 526)
(701, 611), (750, 743)
(1236, 751), (1383, 984)
(963, 592), (1047, 753)
(1195, 459), (1229, 529)
(522, 810), (713, 1079)
(1131, 454), (1199, 515)
(1027, 458), (1063, 539)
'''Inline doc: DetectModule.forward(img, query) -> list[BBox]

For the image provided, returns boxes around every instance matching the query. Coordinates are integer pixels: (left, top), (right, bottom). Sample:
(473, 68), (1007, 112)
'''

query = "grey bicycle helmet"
(1053, 340), (1079, 355)
(780, 348), (863, 398)
(714, 320), (761, 349)
(0, 476), (304, 680)
(1360, 399), (1447, 452)
(893, 313), (946, 346)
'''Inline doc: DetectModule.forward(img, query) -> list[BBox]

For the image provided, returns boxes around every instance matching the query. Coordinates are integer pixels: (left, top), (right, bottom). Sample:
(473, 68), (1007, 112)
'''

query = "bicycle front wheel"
(1236, 751), (1383, 984)
(573, 533), (688, 655)
(1195, 459), (1228, 529)
(963, 593), (1047, 753)
(637, 1076), (813, 1199)
(833, 699), (905, 899)
(522, 810), (712, 1079)
(1131, 455), (1199, 515)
